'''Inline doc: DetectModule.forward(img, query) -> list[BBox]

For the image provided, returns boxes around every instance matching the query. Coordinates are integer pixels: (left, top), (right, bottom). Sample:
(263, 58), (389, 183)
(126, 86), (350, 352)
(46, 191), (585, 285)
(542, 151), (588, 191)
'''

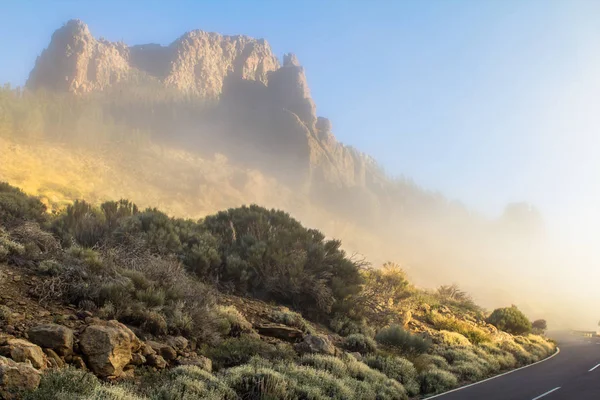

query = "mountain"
(0, 19), (561, 322)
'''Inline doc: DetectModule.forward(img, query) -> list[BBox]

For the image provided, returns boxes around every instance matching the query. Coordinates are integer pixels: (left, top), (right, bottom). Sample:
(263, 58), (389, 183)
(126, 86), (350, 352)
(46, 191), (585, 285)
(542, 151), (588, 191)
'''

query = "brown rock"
(146, 341), (177, 361)
(0, 339), (47, 370)
(130, 353), (146, 366)
(71, 355), (87, 370)
(28, 20), (279, 98)
(146, 354), (167, 369)
(166, 336), (189, 352)
(43, 349), (64, 368)
(28, 324), (74, 356)
(0, 356), (41, 398)
(79, 320), (140, 377)
(256, 324), (304, 342)
(294, 334), (335, 355)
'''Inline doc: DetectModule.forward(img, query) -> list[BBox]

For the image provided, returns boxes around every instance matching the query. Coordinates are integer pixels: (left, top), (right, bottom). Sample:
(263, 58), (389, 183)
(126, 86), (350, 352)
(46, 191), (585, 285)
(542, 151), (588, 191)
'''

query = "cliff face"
(27, 19), (279, 98)
(27, 20), (388, 203)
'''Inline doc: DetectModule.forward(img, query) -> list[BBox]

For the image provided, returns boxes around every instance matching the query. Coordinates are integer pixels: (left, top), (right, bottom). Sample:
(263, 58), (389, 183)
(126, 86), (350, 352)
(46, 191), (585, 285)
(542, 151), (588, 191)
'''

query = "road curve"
(428, 331), (600, 400)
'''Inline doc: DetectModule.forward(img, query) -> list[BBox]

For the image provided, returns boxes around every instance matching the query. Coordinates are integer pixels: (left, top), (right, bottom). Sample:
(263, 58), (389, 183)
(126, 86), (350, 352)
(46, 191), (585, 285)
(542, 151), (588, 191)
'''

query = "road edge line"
(424, 346), (561, 399)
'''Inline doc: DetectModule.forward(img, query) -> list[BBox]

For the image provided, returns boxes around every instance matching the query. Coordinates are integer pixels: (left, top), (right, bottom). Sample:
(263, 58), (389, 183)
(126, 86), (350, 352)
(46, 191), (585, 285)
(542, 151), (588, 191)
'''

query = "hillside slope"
(0, 182), (555, 399)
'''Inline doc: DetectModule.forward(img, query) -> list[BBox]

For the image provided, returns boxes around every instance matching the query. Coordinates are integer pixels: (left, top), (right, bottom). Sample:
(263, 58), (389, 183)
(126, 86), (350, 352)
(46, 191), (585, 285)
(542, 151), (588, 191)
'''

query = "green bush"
(299, 354), (348, 378)
(226, 365), (292, 400)
(0, 182), (46, 227)
(24, 368), (99, 400)
(141, 366), (236, 400)
(36, 259), (64, 276)
(207, 337), (287, 370)
(342, 333), (378, 354)
(426, 312), (490, 344)
(202, 205), (364, 317)
(375, 325), (431, 355)
(215, 305), (254, 337)
(418, 368), (458, 395)
(487, 305), (532, 335)
(439, 330), (472, 346)
(272, 309), (313, 333)
(364, 355), (419, 396)
(329, 315), (375, 338)
(450, 360), (487, 382)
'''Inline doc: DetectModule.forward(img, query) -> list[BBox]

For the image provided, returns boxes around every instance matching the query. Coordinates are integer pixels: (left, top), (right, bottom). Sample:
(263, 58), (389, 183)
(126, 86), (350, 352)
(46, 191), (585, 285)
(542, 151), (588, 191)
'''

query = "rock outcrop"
(294, 334), (335, 355)
(27, 19), (389, 203)
(0, 356), (41, 399)
(28, 324), (73, 356)
(79, 320), (141, 377)
(0, 339), (46, 370)
(28, 19), (279, 98)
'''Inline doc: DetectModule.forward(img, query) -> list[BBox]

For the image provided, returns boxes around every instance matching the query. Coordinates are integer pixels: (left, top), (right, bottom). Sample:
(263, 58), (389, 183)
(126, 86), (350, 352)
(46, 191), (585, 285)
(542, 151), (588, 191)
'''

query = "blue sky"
(2, 0), (600, 236)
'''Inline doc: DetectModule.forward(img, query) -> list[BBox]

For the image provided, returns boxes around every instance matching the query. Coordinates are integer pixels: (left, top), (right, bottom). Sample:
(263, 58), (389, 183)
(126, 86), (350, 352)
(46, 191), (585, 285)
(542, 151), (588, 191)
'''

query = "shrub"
(142, 366), (236, 400)
(450, 360), (487, 382)
(364, 355), (420, 396)
(207, 337), (282, 370)
(329, 315), (375, 338)
(427, 312), (490, 344)
(478, 343), (517, 370)
(215, 305), (254, 337)
(375, 325), (431, 355)
(202, 205), (364, 317)
(418, 368), (458, 395)
(272, 309), (313, 333)
(24, 368), (99, 400)
(52, 200), (107, 247)
(0, 228), (25, 262)
(135, 287), (166, 307)
(439, 330), (472, 346)
(498, 340), (534, 365)
(342, 333), (378, 354)
(532, 319), (547, 334)
(225, 365), (292, 400)
(0, 182), (46, 227)
(299, 354), (348, 378)
(413, 354), (450, 371)
(36, 259), (64, 276)
(487, 305), (532, 335)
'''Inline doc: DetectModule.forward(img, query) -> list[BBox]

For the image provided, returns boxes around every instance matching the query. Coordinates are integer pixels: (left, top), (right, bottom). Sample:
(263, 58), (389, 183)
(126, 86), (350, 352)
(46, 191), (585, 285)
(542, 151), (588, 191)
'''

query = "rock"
(79, 320), (141, 377)
(177, 355), (212, 372)
(70, 356), (87, 370)
(256, 324), (304, 342)
(140, 342), (156, 357)
(28, 20), (279, 98)
(146, 354), (167, 369)
(130, 353), (146, 366)
(146, 341), (177, 361)
(43, 348), (64, 368)
(0, 339), (47, 370)
(0, 356), (41, 398)
(294, 334), (335, 355)
(166, 336), (188, 352)
(28, 324), (74, 356)
(401, 310), (412, 327)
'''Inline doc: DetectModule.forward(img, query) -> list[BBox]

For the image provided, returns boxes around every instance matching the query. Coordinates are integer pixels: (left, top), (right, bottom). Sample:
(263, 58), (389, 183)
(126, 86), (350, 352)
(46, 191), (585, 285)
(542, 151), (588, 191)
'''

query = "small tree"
(487, 305), (531, 335)
(532, 319), (547, 334)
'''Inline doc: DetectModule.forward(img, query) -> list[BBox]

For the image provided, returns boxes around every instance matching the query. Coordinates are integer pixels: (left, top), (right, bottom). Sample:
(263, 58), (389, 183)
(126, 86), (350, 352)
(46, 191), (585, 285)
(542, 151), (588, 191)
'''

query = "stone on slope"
(28, 324), (74, 356)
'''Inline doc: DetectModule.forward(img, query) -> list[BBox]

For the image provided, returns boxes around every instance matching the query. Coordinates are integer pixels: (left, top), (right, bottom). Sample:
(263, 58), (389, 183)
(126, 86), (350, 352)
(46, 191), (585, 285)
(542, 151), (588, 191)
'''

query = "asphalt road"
(429, 331), (600, 400)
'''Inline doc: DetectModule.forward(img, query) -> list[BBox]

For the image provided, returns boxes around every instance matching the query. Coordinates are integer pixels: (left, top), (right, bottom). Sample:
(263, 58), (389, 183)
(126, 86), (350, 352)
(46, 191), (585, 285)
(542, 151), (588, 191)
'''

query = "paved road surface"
(430, 331), (600, 400)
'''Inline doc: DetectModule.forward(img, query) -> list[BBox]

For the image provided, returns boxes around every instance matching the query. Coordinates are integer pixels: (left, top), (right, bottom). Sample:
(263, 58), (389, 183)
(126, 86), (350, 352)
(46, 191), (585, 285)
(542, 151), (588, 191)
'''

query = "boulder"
(79, 320), (141, 377)
(130, 353), (146, 366)
(146, 354), (167, 369)
(177, 354), (212, 372)
(28, 324), (74, 356)
(294, 334), (335, 355)
(166, 336), (189, 352)
(0, 339), (46, 370)
(256, 324), (304, 342)
(43, 349), (64, 368)
(146, 341), (177, 361)
(0, 356), (41, 399)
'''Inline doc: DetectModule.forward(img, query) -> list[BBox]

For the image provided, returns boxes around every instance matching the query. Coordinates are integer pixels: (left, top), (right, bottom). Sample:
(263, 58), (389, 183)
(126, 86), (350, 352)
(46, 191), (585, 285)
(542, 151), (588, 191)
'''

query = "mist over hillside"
(0, 20), (586, 328)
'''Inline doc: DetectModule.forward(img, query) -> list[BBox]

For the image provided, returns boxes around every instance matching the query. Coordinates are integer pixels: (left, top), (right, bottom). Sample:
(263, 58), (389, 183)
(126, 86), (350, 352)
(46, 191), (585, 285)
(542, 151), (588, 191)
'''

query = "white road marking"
(531, 387), (561, 400)
(425, 347), (561, 399)
(589, 363), (600, 372)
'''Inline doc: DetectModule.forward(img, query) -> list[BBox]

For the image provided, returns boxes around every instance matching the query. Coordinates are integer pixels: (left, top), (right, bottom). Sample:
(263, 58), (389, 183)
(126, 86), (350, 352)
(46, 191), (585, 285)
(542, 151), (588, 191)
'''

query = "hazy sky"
(2, 0), (600, 242)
